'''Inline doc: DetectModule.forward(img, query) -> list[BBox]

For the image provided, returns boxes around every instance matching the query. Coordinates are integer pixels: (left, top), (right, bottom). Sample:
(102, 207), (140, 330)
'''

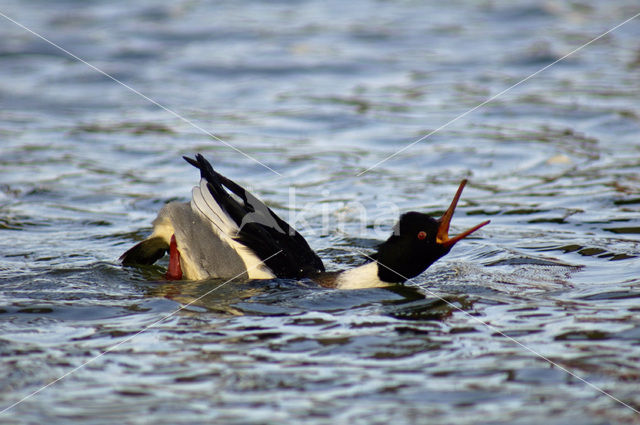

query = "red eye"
(417, 231), (427, 240)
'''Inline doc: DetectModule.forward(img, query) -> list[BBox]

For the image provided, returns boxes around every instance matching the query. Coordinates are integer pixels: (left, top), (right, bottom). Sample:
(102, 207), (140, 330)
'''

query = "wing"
(184, 154), (325, 278)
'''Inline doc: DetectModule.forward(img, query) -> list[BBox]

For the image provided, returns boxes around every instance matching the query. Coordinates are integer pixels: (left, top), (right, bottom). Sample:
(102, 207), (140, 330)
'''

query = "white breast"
(334, 262), (393, 289)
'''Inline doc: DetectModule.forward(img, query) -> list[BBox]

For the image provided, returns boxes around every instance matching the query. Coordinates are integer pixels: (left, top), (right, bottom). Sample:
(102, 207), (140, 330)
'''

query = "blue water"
(1, 1), (640, 424)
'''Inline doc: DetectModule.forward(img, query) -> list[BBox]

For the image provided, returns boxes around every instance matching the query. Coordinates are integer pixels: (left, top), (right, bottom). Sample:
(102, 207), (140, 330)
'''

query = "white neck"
(334, 262), (393, 290)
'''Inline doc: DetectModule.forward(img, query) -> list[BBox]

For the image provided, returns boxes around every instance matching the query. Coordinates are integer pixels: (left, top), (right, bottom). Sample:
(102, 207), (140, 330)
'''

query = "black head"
(375, 180), (490, 283)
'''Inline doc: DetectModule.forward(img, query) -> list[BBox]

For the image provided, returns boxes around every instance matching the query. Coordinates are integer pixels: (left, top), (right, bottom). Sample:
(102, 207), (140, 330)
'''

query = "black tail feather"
(184, 154), (249, 224)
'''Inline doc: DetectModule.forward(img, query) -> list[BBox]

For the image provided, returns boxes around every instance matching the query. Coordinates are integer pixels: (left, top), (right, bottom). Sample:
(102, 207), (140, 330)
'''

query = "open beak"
(436, 179), (490, 249)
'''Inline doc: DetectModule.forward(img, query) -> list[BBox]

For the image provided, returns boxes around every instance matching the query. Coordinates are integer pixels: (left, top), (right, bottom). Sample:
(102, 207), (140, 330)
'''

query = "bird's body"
(121, 154), (489, 289)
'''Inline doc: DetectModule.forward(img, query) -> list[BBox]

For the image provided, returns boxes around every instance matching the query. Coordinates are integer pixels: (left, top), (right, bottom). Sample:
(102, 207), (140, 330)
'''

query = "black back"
(184, 154), (325, 278)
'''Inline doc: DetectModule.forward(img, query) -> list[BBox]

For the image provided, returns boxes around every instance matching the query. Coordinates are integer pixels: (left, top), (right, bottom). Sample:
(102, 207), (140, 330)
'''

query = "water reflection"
(145, 276), (461, 321)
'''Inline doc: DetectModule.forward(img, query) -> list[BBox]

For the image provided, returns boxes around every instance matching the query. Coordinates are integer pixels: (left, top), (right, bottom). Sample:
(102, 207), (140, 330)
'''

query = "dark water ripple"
(1, 0), (640, 424)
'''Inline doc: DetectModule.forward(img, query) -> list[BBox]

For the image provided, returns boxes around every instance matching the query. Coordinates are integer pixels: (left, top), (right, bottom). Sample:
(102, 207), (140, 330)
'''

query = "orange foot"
(165, 234), (183, 280)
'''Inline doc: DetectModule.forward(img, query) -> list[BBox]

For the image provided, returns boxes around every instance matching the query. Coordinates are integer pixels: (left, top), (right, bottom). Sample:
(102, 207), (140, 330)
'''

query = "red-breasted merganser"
(121, 154), (489, 289)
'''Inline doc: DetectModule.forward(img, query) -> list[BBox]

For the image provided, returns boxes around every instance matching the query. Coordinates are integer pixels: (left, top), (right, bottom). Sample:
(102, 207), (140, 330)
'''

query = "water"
(1, 0), (640, 423)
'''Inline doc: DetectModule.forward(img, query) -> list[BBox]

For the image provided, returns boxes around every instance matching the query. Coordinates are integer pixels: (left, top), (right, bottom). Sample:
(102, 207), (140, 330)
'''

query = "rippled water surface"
(1, 1), (640, 424)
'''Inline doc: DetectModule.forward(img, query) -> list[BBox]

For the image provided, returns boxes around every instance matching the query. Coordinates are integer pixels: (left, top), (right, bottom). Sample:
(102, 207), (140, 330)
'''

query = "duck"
(121, 154), (489, 289)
